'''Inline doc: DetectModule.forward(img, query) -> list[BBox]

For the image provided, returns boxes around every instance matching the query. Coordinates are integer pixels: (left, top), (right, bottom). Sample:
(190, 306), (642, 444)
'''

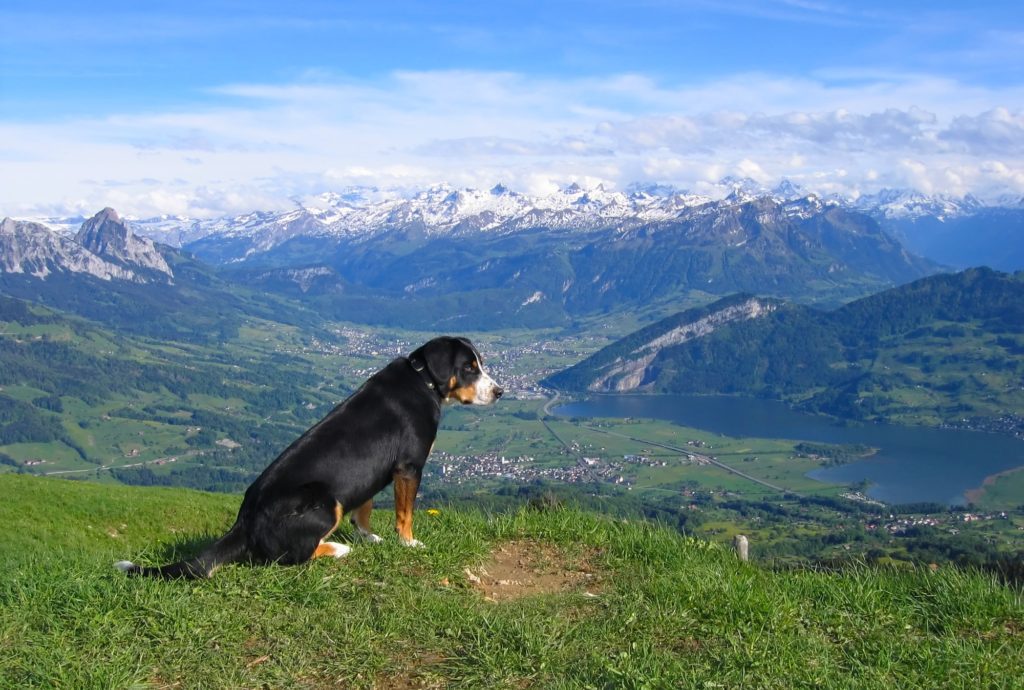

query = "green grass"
(973, 466), (1024, 512)
(1, 475), (1021, 689)
(0, 441), (93, 469)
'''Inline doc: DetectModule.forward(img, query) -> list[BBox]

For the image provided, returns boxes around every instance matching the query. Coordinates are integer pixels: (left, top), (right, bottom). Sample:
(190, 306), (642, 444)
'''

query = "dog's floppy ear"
(411, 337), (455, 396)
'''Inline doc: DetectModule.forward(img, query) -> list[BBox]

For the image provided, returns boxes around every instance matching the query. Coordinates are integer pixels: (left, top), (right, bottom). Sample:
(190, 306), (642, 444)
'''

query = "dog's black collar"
(407, 356), (444, 399)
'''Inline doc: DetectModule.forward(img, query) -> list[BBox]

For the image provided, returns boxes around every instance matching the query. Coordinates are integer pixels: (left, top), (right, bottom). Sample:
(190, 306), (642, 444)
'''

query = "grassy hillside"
(0, 290), (620, 493)
(1, 475), (1020, 688)
(0, 293), (371, 490)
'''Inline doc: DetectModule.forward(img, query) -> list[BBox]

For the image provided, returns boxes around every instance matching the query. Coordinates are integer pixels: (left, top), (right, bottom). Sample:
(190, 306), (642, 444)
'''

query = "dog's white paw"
(322, 542), (351, 558)
(400, 538), (425, 549)
(113, 560), (136, 572)
(355, 530), (383, 544)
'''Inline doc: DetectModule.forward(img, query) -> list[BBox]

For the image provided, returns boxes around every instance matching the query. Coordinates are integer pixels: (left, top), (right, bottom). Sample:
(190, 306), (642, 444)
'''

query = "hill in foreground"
(0, 475), (1020, 688)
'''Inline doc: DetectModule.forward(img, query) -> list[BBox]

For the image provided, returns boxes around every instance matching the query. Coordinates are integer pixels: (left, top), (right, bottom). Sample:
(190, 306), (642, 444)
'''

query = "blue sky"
(2, 0), (1022, 217)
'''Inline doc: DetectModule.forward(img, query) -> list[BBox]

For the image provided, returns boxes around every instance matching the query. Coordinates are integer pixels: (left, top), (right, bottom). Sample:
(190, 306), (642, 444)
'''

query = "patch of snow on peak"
(521, 290), (545, 306)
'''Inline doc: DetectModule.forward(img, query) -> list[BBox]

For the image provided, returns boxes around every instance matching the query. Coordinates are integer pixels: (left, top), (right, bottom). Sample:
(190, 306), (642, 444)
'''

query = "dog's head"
(409, 336), (503, 405)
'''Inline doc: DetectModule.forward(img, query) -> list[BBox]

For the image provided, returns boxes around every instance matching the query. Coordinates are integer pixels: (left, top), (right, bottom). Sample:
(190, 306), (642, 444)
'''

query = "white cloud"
(940, 108), (1024, 154)
(2, 69), (1023, 218)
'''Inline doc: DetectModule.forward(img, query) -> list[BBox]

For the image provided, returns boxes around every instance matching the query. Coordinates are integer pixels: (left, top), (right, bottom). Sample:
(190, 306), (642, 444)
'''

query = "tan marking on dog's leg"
(394, 472), (424, 547)
(350, 499), (382, 543)
(321, 500), (341, 539)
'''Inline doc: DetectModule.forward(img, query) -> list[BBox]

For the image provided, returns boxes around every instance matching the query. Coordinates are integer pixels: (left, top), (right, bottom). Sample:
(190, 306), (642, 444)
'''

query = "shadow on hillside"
(984, 558), (1024, 588)
(150, 532), (221, 563)
(141, 526), (365, 568)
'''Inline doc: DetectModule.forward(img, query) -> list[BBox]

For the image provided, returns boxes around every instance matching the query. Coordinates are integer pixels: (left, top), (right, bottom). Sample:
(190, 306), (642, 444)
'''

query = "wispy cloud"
(2, 69), (1022, 218)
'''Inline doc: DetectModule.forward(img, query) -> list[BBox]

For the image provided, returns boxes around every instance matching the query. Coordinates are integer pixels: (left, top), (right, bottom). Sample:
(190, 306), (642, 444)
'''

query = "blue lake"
(554, 394), (1024, 506)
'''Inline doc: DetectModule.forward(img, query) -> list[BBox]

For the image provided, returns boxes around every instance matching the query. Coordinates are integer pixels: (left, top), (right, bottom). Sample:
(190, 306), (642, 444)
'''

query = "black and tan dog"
(116, 336), (502, 579)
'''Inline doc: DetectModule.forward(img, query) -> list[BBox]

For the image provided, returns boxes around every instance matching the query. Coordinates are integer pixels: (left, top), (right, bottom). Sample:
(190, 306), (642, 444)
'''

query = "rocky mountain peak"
(0, 217), (141, 282)
(76, 208), (132, 253)
(75, 208), (173, 279)
(772, 179), (804, 200)
(97, 207), (121, 222)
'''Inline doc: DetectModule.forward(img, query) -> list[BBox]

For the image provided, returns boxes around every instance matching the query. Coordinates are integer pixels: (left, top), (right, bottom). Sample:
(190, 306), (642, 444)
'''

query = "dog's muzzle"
(473, 371), (504, 405)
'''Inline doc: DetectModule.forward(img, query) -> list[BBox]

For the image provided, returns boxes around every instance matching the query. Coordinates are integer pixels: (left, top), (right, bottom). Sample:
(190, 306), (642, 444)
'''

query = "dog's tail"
(114, 524), (248, 580)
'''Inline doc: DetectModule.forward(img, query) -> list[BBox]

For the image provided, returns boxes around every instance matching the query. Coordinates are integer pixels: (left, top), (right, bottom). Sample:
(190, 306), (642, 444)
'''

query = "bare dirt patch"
(465, 540), (602, 602)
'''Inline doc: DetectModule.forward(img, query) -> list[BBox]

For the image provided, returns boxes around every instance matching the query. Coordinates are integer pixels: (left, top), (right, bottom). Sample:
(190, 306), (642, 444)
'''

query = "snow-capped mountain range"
(0, 182), (957, 330)
(849, 189), (985, 221)
(150, 182), (719, 254)
(22, 179), (1020, 260)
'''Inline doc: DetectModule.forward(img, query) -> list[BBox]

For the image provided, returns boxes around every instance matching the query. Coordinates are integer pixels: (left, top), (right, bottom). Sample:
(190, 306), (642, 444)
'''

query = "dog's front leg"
(349, 499), (383, 543)
(393, 467), (424, 548)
